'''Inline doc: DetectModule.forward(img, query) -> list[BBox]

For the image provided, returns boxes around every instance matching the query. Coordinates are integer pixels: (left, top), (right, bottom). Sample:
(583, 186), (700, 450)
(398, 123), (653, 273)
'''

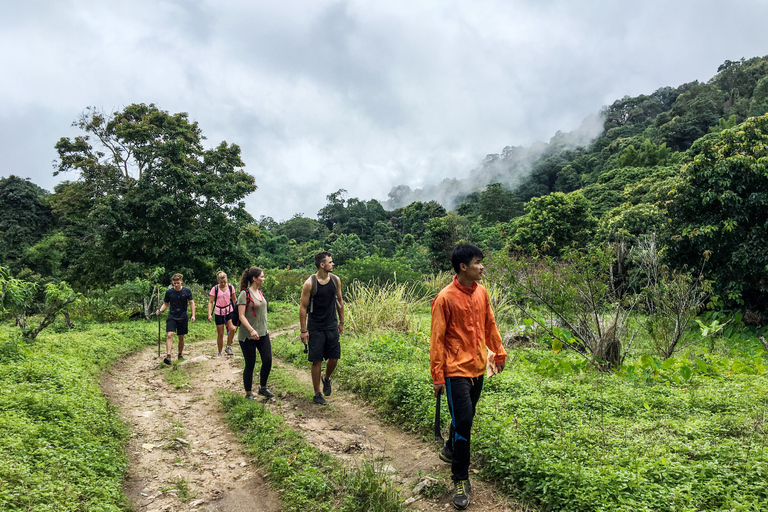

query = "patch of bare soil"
(102, 340), (282, 512)
(103, 328), (524, 511)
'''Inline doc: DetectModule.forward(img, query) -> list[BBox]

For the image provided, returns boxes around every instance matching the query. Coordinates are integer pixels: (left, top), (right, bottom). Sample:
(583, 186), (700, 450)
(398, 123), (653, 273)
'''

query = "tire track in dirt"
(103, 328), (523, 511)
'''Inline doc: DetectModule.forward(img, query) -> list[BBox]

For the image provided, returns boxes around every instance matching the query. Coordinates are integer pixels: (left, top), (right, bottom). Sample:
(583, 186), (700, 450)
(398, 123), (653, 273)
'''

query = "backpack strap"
(308, 274), (340, 314)
(309, 274), (317, 313)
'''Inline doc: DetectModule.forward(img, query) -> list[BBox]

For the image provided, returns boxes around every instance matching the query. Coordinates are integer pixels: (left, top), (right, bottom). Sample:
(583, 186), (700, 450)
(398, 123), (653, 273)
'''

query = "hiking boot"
(322, 376), (332, 396)
(245, 394), (255, 401)
(163, 355), (172, 365)
(225, 345), (234, 356)
(313, 392), (327, 405)
(439, 443), (453, 464)
(258, 386), (275, 399)
(177, 354), (184, 361)
(452, 480), (471, 510)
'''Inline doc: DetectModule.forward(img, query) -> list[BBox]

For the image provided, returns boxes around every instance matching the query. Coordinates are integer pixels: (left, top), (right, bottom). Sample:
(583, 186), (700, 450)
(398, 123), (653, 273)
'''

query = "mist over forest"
(2, 55), (768, 314)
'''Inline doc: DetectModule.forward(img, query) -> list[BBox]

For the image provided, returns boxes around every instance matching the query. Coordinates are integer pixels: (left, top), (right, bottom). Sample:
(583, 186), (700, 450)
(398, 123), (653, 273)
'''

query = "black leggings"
(239, 334), (272, 392)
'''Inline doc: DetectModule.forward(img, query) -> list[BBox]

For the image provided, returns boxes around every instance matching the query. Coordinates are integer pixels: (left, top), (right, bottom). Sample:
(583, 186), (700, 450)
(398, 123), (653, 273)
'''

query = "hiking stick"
(434, 390), (444, 442)
(157, 286), (161, 358)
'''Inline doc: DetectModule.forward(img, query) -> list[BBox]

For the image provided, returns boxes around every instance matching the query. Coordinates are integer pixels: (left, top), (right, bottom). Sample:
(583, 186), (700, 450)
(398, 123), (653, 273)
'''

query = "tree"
(53, 104), (257, 287)
(0, 176), (52, 269)
(390, 201), (446, 239)
(477, 183), (523, 224)
(666, 114), (768, 310)
(509, 191), (596, 253)
(276, 215), (329, 244)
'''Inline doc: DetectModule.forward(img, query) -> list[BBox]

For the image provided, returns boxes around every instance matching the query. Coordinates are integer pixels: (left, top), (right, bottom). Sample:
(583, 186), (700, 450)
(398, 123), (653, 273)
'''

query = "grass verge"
(0, 318), (209, 511)
(218, 389), (402, 512)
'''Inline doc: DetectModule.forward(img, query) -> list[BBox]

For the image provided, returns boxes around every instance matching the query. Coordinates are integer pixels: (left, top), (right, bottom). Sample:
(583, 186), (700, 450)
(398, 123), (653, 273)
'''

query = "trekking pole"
(157, 286), (161, 358)
(434, 389), (444, 442)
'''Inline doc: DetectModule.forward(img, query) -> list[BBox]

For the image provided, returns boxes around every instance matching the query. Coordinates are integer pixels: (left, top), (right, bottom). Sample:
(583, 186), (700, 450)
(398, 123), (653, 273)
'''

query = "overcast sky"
(1, 0), (766, 221)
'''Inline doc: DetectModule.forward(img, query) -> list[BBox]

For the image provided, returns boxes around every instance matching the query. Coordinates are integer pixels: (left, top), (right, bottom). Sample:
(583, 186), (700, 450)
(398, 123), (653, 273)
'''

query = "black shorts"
(307, 329), (341, 362)
(166, 318), (189, 336)
(214, 310), (236, 326)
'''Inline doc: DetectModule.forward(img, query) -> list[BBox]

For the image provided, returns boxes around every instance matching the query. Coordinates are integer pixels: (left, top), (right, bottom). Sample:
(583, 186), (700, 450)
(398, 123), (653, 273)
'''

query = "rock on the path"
(412, 476), (439, 495)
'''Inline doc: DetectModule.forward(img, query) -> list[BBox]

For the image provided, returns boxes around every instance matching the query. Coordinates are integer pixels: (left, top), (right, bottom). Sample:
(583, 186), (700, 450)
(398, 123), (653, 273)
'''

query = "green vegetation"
(2, 54), (768, 511)
(0, 319), (208, 511)
(218, 390), (401, 512)
(276, 299), (768, 511)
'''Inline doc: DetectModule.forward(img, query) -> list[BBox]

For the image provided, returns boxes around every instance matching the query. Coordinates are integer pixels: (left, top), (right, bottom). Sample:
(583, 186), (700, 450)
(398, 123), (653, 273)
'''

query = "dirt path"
(103, 329), (522, 511)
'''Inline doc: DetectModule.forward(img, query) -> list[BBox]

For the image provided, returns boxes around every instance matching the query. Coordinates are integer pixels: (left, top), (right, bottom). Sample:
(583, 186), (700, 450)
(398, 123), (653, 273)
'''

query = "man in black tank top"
(299, 251), (345, 405)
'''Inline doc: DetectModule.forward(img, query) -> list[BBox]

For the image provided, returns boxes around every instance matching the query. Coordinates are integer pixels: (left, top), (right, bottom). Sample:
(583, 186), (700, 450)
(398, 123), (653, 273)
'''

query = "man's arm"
(298, 279), (311, 345)
(155, 295), (170, 316)
(430, 297), (448, 396)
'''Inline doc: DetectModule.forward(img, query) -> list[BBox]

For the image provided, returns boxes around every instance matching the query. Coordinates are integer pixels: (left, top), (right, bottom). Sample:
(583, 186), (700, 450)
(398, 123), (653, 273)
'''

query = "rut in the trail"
(103, 331), (521, 512)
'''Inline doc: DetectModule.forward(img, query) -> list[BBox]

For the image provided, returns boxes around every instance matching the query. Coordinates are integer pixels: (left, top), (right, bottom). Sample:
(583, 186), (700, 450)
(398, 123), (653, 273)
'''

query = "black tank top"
(308, 279), (338, 331)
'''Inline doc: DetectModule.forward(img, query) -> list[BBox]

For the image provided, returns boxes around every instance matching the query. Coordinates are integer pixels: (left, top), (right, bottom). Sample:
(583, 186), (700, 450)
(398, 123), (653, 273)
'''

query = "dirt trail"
(103, 329), (521, 511)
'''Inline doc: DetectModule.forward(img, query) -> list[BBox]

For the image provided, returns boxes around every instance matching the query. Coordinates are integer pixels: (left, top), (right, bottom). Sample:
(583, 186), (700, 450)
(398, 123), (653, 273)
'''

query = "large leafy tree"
(509, 191), (596, 253)
(666, 114), (768, 310)
(54, 104), (257, 287)
(0, 176), (52, 270)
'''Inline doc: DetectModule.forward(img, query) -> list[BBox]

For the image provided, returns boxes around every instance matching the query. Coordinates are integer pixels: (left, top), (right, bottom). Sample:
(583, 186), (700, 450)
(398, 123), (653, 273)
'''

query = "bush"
(336, 254), (421, 285)
(262, 268), (310, 302)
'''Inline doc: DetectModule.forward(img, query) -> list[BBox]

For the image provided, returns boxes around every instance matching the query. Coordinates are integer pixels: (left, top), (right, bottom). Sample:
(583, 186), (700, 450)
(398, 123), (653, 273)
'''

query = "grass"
(274, 308), (768, 512)
(345, 281), (429, 335)
(0, 317), (209, 512)
(218, 390), (402, 512)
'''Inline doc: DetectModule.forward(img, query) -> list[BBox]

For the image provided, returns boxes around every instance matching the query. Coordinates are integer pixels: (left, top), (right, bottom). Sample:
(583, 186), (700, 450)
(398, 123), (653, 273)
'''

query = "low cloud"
(2, 1), (768, 220)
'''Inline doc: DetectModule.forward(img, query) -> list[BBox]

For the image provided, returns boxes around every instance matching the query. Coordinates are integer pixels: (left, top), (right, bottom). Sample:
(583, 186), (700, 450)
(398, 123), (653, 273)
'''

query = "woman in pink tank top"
(207, 271), (237, 356)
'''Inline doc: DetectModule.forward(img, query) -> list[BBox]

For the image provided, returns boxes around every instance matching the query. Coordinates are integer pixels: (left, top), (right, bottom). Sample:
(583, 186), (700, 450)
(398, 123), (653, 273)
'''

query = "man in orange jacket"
(431, 243), (507, 510)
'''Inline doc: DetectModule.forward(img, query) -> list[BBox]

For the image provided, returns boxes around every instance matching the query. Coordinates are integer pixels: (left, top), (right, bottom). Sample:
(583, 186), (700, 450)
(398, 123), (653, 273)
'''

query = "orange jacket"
(430, 276), (507, 385)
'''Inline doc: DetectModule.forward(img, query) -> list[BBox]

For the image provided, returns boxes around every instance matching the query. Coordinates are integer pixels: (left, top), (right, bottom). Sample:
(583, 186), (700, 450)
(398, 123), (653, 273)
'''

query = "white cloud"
(1, 0), (767, 220)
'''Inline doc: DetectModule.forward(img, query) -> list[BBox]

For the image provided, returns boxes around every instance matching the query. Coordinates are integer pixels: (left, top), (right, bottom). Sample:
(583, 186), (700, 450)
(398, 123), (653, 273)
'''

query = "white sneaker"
(217, 352), (222, 357)
(225, 346), (234, 355)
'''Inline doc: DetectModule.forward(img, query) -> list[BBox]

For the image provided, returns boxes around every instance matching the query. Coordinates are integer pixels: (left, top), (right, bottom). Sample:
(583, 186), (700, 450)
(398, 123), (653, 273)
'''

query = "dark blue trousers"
(445, 375), (484, 481)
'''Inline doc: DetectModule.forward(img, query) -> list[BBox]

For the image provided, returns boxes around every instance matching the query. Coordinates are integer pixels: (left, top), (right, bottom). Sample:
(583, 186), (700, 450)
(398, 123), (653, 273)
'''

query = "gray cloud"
(2, 0), (767, 221)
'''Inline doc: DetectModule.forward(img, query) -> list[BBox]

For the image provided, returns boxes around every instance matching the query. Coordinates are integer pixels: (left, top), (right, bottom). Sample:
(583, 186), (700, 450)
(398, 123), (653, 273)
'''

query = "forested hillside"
(1, 56), (768, 314)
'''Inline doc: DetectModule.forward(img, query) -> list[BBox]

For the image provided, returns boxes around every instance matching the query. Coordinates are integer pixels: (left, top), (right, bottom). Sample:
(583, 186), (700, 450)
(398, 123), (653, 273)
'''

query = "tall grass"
(345, 281), (428, 335)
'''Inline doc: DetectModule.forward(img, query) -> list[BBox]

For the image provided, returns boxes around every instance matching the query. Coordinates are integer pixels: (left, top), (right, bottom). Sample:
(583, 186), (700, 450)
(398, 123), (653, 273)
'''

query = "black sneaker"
(313, 392), (327, 405)
(258, 386), (275, 399)
(322, 376), (332, 396)
(439, 444), (453, 464)
(177, 354), (184, 361)
(245, 394), (255, 401)
(452, 479), (471, 510)
(163, 355), (172, 365)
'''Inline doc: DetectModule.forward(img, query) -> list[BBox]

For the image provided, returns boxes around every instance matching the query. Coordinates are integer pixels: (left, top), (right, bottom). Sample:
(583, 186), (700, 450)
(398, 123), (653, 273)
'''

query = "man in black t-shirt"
(299, 251), (344, 405)
(155, 273), (196, 365)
